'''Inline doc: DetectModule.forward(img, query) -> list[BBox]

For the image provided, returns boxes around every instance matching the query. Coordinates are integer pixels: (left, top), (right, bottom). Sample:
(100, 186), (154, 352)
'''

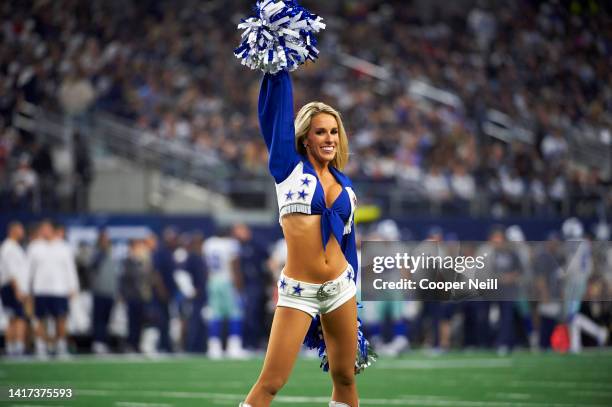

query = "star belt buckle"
(317, 281), (339, 301)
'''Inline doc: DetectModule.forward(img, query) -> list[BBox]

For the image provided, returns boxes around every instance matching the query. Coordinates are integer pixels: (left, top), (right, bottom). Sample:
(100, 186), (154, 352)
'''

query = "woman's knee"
(330, 367), (355, 387)
(256, 376), (287, 396)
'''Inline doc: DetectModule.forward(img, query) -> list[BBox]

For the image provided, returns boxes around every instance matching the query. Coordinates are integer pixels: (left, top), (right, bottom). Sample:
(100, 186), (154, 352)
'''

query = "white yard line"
(55, 380), (246, 389)
(0, 354), (216, 365)
(508, 380), (612, 390)
(568, 390), (612, 398)
(491, 393), (532, 400)
(8, 405), (65, 407)
(376, 358), (514, 369)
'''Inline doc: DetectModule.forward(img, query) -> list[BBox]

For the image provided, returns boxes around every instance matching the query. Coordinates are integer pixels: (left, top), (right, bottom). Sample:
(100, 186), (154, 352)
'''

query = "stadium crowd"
(1, 218), (610, 358)
(1, 0), (611, 216)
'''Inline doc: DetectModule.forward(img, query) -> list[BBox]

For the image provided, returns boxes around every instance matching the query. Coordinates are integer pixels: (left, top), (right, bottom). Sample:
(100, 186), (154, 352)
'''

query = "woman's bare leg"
(244, 306), (312, 407)
(321, 297), (358, 407)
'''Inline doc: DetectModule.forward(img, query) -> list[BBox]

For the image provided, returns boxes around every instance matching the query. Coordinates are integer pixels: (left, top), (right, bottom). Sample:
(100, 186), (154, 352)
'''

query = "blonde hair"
(294, 102), (349, 170)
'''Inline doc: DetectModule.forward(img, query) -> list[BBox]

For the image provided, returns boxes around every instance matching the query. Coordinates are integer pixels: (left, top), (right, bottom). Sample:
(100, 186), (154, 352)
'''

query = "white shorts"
(276, 264), (357, 318)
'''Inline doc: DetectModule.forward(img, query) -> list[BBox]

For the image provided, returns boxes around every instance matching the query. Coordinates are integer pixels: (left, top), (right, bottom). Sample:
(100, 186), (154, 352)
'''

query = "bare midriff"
(281, 213), (348, 284)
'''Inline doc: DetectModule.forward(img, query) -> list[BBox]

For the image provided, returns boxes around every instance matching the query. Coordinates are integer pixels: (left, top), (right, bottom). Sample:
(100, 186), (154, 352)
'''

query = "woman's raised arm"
(258, 71), (299, 183)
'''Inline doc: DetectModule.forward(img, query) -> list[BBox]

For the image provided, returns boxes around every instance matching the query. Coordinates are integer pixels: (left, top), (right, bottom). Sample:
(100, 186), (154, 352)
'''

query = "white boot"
(239, 403), (252, 407)
(383, 335), (409, 356)
(56, 338), (70, 359)
(227, 335), (249, 359)
(208, 337), (223, 359)
(35, 338), (48, 360)
(14, 341), (25, 356)
(140, 327), (160, 356)
(92, 341), (109, 355)
(329, 402), (352, 407)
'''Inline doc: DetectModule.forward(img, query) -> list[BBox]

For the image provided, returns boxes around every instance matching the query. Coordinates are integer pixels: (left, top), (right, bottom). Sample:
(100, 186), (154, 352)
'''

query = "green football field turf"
(1, 350), (611, 406)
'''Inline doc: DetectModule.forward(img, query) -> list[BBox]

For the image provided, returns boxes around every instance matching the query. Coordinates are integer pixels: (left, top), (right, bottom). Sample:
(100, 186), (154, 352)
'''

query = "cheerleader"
(234, 2), (373, 406)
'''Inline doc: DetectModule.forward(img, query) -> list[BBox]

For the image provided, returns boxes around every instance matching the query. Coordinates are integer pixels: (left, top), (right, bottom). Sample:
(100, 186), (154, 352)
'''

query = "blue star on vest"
(298, 190), (308, 200)
(279, 278), (287, 290)
(346, 270), (353, 280)
(292, 283), (303, 296)
(285, 190), (294, 200)
(301, 177), (311, 186)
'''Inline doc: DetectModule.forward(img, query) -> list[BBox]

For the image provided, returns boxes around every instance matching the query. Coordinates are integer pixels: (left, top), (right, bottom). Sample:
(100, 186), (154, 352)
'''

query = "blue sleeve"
(259, 71), (300, 183)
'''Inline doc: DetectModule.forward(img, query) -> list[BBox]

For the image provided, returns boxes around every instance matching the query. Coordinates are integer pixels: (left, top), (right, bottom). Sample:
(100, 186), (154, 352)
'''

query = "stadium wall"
(0, 213), (599, 243)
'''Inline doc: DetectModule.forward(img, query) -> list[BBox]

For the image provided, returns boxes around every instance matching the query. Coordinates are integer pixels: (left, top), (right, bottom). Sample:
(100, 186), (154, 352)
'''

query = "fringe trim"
(343, 219), (353, 235)
(280, 203), (312, 217)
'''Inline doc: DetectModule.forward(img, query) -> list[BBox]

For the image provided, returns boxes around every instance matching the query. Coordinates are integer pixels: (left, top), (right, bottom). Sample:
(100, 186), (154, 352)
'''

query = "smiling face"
(295, 102), (349, 170)
(303, 113), (339, 168)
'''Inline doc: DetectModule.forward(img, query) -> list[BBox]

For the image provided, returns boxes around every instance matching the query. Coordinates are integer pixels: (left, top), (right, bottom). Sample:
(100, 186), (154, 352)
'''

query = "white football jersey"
(270, 238), (287, 266)
(0, 239), (29, 292)
(28, 238), (79, 296)
(202, 236), (240, 280)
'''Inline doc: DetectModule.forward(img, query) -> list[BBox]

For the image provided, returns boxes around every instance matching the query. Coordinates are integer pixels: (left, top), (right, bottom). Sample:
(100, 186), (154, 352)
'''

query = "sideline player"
(202, 228), (246, 359)
(362, 220), (410, 356)
(0, 222), (29, 356)
(29, 221), (79, 358)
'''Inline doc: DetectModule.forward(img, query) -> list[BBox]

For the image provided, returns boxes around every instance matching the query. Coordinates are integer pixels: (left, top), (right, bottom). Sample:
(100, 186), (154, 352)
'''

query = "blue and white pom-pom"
(234, 0), (326, 74)
(304, 315), (377, 374)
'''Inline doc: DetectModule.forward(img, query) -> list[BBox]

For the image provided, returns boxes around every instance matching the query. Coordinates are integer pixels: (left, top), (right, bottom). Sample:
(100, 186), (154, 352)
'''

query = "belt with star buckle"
(316, 281), (340, 301)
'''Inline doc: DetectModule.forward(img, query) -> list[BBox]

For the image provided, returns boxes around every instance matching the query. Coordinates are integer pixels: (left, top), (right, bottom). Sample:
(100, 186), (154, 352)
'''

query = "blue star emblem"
(285, 190), (294, 201)
(298, 190), (308, 200)
(279, 278), (287, 290)
(301, 177), (311, 186)
(346, 270), (353, 280)
(292, 283), (303, 296)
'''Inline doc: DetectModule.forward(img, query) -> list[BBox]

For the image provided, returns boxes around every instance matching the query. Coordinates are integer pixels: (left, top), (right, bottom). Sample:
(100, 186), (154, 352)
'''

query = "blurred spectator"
(202, 229), (246, 359)
(184, 232), (208, 353)
(152, 228), (178, 352)
(423, 165), (451, 210)
(29, 220), (79, 358)
(10, 155), (38, 211)
(90, 230), (120, 354)
(0, 0), (609, 217)
(0, 222), (28, 357)
(534, 233), (564, 349)
(449, 163), (476, 212)
(0, 218), (607, 356)
(30, 142), (58, 211)
(74, 241), (93, 291)
(266, 238), (287, 282)
(499, 168), (526, 214)
(364, 220), (410, 355)
(570, 275), (610, 353)
(541, 131), (569, 164)
(233, 223), (270, 351)
(467, 4), (497, 51)
(486, 228), (523, 355)
(58, 69), (95, 118)
(120, 239), (154, 353)
(170, 236), (192, 351)
(72, 131), (93, 211)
